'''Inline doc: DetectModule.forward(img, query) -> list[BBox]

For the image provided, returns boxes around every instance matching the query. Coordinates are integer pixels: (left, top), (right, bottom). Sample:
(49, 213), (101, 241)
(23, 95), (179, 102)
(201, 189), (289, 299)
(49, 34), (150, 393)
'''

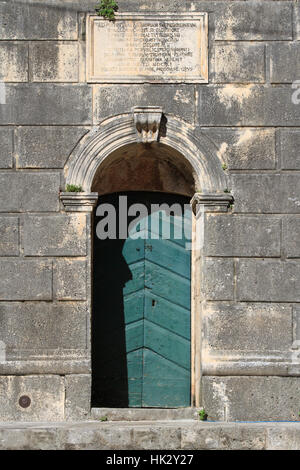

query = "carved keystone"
(132, 106), (163, 144)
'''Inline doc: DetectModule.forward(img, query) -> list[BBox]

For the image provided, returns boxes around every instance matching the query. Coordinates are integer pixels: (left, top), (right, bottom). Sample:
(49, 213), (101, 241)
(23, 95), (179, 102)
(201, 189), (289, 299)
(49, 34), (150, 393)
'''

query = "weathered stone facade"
(0, 0), (300, 423)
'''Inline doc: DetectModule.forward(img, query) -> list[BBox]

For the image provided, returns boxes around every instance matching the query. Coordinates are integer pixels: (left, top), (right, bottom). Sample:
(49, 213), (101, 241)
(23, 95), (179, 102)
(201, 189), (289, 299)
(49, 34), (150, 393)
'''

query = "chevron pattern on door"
(92, 192), (191, 408)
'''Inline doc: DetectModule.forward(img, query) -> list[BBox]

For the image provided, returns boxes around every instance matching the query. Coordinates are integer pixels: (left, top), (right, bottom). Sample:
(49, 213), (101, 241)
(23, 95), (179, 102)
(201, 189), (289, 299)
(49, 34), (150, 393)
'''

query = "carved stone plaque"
(87, 13), (208, 83)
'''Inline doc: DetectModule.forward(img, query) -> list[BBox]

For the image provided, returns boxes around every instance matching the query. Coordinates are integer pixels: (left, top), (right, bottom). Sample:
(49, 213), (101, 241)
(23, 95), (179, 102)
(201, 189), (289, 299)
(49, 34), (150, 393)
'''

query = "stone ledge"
(60, 192), (98, 212)
(191, 193), (234, 214)
(0, 421), (300, 450)
(91, 408), (199, 421)
(0, 360), (90, 375)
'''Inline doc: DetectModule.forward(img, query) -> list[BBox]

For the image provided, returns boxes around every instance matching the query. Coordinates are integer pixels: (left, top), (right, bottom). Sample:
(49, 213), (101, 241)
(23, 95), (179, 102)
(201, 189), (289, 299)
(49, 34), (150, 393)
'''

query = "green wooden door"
(92, 192), (191, 408)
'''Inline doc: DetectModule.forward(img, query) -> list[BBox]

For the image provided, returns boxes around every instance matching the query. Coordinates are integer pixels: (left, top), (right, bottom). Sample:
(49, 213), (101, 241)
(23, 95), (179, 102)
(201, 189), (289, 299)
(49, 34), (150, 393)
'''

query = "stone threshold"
(91, 407), (200, 421)
(0, 421), (300, 450)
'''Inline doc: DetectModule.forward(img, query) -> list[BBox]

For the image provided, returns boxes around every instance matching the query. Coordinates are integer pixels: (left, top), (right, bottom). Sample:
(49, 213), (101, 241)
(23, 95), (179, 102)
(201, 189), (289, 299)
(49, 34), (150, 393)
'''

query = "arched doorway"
(61, 111), (232, 411)
(91, 143), (195, 408)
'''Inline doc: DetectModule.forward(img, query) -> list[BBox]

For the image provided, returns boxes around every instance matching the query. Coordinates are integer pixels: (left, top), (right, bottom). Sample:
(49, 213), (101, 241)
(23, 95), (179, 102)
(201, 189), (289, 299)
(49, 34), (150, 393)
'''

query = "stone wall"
(0, 0), (299, 421)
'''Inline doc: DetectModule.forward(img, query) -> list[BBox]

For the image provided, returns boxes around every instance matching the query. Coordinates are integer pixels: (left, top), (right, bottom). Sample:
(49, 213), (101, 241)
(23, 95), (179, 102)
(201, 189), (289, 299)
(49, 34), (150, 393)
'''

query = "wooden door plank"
(144, 319), (190, 371)
(123, 260), (144, 296)
(145, 238), (191, 279)
(127, 349), (143, 407)
(145, 260), (191, 309)
(144, 292), (190, 340)
(124, 290), (144, 325)
(142, 349), (190, 408)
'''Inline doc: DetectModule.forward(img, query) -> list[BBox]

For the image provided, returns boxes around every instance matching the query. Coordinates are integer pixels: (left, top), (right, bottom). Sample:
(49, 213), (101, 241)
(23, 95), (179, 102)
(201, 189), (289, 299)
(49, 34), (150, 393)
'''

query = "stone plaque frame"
(86, 13), (208, 84)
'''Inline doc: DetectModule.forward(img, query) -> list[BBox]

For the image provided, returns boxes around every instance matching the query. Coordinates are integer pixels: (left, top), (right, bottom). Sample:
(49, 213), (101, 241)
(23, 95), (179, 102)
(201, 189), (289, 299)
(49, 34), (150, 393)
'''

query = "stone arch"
(64, 113), (229, 194)
(91, 142), (196, 197)
(61, 110), (233, 409)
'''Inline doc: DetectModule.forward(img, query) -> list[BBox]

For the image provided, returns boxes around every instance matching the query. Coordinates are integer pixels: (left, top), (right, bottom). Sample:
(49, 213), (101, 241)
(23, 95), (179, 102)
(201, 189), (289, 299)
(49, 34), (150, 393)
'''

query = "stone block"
(0, 375), (64, 421)
(270, 43), (300, 84)
(16, 127), (88, 169)
(205, 214), (280, 257)
(0, 217), (19, 256)
(236, 260), (300, 302)
(267, 426), (300, 450)
(200, 127), (276, 170)
(0, 172), (60, 212)
(23, 215), (87, 256)
(63, 425), (134, 450)
(0, 128), (13, 168)
(198, 85), (300, 126)
(63, 421), (181, 450)
(202, 377), (300, 421)
(0, 42), (28, 82)
(203, 302), (292, 352)
(91, 407), (197, 421)
(295, 4), (300, 40)
(181, 424), (266, 450)
(0, 259), (52, 301)
(132, 426), (181, 450)
(0, 2), (78, 40)
(54, 259), (87, 300)
(65, 375), (91, 421)
(93, 84), (195, 124)
(280, 129), (300, 170)
(283, 217), (300, 258)
(231, 174), (300, 214)
(215, 2), (292, 40)
(0, 302), (88, 350)
(214, 44), (265, 83)
(30, 42), (79, 82)
(101, 0), (212, 13)
(0, 84), (92, 125)
(202, 258), (234, 300)
(293, 305), (300, 344)
(0, 428), (59, 450)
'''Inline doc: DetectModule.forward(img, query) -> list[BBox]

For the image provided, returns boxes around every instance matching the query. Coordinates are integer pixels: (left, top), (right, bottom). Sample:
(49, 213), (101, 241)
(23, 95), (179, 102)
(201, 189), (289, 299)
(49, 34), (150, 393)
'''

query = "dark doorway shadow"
(92, 193), (132, 407)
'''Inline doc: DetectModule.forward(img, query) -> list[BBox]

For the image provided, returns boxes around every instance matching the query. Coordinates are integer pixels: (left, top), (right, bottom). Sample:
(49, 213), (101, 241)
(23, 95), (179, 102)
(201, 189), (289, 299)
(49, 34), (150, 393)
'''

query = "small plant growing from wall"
(95, 0), (119, 20)
(65, 184), (83, 193)
(198, 408), (208, 421)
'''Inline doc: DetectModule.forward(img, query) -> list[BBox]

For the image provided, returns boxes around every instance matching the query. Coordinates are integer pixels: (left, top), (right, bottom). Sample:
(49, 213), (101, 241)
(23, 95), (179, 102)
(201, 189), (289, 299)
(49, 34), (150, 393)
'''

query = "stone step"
(0, 421), (300, 450)
(91, 407), (200, 421)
